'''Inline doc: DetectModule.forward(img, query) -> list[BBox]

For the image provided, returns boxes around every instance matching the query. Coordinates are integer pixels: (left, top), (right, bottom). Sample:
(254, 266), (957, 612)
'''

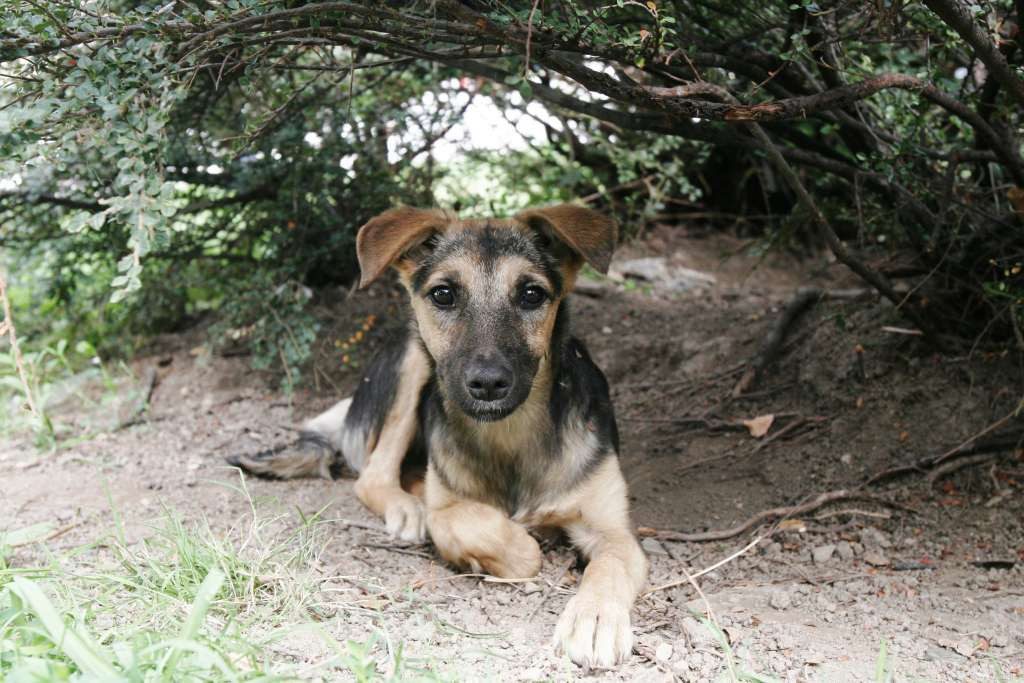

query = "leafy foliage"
(2, 0), (1024, 400)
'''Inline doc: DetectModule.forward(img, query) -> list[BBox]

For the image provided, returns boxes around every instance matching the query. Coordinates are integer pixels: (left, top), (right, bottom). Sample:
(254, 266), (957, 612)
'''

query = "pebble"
(812, 544), (836, 564)
(642, 537), (668, 555)
(769, 590), (792, 610)
(864, 550), (890, 567)
(836, 540), (855, 560)
(655, 642), (674, 661)
(924, 646), (963, 662)
(862, 527), (892, 549)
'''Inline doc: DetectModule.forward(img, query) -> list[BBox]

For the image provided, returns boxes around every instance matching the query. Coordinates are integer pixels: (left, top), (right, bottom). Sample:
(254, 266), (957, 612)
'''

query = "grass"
(0, 338), (140, 451)
(0, 479), (462, 682)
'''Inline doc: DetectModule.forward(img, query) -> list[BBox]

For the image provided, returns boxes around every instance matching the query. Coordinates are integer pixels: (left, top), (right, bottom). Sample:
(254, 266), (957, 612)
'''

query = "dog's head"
(356, 205), (617, 422)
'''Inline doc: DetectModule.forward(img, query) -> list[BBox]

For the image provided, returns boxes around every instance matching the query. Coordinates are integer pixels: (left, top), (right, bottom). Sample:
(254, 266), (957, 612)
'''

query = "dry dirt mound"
(2, 232), (1022, 681)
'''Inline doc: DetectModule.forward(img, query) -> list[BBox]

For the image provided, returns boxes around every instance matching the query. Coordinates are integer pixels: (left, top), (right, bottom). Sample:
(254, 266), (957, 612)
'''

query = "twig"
(0, 272), (41, 420)
(114, 366), (159, 430)
(525, 556), (575, 620)
(359, 543), (433, 559)
(927, 453), (1002, 488)
(618, 415), (747, 432)
(751, 415), (828, 453)
(931, 406), (1022, 467)
(742, 115), (946, 347)
(652, 489), (901, 542)
(813, 508), (892, 521)
(733, 287), (822, 397)
(644, 535), (764, 595)
(864, 429), (1024, 485)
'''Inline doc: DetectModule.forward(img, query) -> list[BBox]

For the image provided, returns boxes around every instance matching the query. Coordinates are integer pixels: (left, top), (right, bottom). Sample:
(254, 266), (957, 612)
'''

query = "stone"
(836, 540), (855, 560)
(864, 550), (890, 567)
(681, 617), (718, 648)
(655, 642), (674, 661)
(642, 537), (668, 555)
(769, 590), (792, 610)
(861, 527), (892, 549)
(924, 646), (962, 662)
(812, 544), (836, 564)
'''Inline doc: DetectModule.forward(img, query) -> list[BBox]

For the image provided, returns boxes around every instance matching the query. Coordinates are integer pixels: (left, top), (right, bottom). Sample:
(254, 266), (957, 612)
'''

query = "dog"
(229, 204), (648, 667)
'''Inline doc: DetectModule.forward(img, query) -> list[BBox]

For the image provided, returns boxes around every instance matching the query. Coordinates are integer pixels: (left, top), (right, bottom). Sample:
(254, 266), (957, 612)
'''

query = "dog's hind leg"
(226, 398), (353, 480)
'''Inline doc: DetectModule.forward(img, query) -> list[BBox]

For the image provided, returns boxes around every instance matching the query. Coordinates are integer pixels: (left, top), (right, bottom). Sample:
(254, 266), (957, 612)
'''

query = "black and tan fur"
(229, 205), (648, 667)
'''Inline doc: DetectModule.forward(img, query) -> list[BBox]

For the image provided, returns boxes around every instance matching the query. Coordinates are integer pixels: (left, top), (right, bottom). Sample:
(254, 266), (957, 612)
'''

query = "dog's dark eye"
(429, 285), (456, 308)
(520, 285), (546, 309)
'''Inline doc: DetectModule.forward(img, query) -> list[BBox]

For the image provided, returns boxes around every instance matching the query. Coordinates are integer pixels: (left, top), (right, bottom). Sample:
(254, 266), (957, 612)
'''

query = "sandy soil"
(2, 230), (1022, 681)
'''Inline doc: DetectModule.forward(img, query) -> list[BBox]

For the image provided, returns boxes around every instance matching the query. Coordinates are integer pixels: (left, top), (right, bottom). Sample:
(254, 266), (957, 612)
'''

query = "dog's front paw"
(383, 491), (427, 543)
(554, 592), (633, 668)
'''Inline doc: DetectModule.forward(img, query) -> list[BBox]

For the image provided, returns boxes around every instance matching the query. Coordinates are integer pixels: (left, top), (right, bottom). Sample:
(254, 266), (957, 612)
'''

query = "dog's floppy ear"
(356, 207), (453, 288)
(515, 204), (618, 274)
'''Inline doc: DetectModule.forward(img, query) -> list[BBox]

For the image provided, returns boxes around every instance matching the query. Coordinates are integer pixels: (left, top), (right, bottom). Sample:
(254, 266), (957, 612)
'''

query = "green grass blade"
(10, 576), (123, 681)
(162, 568), (225, 675)
(875, 639), (889, 683)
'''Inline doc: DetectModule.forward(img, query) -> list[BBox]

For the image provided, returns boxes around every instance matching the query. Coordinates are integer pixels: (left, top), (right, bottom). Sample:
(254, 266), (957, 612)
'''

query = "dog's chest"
(436, 408), (599, 516)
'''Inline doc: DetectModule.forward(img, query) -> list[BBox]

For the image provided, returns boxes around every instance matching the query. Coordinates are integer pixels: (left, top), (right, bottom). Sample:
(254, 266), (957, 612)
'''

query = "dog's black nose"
(466, 363), (512, 402)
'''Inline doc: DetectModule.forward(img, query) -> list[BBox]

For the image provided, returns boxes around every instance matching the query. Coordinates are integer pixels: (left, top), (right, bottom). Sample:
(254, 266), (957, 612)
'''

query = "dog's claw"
(554, 593), (633, 668)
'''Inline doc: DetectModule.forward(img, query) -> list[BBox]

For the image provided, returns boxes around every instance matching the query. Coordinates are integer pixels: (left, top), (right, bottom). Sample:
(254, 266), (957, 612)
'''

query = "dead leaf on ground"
(742, 413), (775, 438)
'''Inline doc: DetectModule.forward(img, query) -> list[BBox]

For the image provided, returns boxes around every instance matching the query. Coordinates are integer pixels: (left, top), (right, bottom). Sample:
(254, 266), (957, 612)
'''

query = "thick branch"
(923, 0), (1024, 108)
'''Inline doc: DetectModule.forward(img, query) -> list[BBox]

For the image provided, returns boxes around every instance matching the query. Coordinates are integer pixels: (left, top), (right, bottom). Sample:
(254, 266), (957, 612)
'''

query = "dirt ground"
(2, 228), (1023, 681)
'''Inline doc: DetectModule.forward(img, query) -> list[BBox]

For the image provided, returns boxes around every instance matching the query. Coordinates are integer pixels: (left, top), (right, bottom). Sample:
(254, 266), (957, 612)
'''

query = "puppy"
(230, 205), (647, 667)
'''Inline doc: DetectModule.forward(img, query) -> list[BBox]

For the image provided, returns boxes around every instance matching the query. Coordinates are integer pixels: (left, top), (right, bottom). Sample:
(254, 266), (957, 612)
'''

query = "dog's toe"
(384, 493), (427, 543)
(554, 593), (632, 668)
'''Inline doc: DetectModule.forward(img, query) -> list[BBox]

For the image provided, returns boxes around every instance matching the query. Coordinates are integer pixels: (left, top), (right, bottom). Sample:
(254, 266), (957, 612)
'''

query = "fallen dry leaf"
(742, 413), (775, 438)
(1009, 187), (1024, 216)
(777, 519), (807, 533)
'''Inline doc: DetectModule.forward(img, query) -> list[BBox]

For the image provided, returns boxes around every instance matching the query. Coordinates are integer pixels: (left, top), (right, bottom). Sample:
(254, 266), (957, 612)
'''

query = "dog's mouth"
(459, 399), (520, 422)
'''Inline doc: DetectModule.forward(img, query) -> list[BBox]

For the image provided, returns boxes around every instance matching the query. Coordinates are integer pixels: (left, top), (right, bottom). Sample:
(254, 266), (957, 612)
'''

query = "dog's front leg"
(424, 466), (542, 579)
(353, 341), (430, 542)
(554, 456), (648, 668)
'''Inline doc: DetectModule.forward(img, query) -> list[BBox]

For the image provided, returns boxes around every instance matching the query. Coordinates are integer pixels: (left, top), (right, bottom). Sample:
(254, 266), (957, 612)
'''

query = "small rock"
(601, 325), (613, 334)
(840, 452), (853, 465)
(836, 540), (855, 560)
(992, 634), (1009, 648)
(953, 637), (976, 657)
(775, 632), (797, 650)
(862, 527), (892, 549)
(681, 617), (718, 648)
(642, 537), (668, 555)
(521, 581), (541, 595)
(924, 646), (963, 662)
(812, 544), (836, 564)
(763, 541), (783, 556)
(864, 551), (890, 567)
(769, 590), (792, 610)
(655, 642), (674, 661)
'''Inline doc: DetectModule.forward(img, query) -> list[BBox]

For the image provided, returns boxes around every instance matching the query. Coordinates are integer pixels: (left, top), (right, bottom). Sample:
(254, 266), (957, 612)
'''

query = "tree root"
(645, 489), (905, 543)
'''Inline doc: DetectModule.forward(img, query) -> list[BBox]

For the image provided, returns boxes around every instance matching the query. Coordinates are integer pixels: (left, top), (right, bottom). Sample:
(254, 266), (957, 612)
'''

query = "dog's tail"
(227, 398), (360, 480)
